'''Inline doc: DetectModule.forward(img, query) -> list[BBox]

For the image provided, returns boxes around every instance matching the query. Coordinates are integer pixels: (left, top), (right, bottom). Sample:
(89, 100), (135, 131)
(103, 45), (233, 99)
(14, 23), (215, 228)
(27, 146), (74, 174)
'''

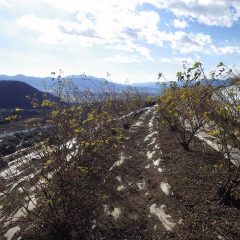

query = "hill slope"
(0, 80), (48, 109)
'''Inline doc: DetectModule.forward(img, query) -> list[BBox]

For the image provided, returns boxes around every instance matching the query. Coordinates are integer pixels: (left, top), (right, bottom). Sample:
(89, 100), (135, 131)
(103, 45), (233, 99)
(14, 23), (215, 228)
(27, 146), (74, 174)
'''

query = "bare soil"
(92, 107), (240, 239)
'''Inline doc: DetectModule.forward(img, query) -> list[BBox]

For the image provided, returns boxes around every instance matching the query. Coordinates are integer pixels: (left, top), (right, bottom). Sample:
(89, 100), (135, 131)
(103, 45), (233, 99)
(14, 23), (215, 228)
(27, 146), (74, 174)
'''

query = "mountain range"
(0, 74), (232, 109)
(0, 74), (163, 94)
(0, 75), (163, 109)
(0, 74), (231, 91)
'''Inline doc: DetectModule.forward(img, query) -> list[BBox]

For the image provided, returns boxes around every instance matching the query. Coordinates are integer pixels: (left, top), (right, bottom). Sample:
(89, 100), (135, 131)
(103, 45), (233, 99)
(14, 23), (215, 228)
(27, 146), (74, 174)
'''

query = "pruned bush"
(157, 61), (240, 203)
(0, 74), (147, 239)
(205, 67), (240, 203)
(158, 84), (213, 151)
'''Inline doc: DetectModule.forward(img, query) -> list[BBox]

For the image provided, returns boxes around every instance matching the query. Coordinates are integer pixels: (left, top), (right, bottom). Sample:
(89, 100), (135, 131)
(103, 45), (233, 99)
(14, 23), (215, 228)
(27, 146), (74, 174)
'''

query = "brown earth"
(92, 107), (240, 239)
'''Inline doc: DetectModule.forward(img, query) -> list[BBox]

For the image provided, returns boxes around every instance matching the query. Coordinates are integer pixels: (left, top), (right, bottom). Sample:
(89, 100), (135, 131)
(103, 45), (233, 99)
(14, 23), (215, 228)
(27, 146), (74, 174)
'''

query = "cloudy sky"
(0, 0), (240, 83)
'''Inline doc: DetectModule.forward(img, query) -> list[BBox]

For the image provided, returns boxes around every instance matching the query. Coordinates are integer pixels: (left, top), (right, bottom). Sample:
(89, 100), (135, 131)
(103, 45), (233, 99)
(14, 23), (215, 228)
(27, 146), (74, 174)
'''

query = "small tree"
(158, 62), (213, 151)
(206, 64), (240, 203)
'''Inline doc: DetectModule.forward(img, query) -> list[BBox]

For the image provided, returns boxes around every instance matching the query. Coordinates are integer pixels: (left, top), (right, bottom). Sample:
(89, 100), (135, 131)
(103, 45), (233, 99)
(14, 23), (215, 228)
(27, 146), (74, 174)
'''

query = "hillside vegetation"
(0, 64), (240, 239)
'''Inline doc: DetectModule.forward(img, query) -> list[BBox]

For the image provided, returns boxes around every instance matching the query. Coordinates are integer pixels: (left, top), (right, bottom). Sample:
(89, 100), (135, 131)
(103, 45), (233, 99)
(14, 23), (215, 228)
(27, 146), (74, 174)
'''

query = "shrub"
(158, 61), (240, 203)
(0, 75), (145, 239)
(158, 84), (213, 150)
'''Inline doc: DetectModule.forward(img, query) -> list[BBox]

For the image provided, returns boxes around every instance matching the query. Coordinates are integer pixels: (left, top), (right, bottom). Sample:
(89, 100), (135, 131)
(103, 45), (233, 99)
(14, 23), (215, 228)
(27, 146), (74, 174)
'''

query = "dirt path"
(97, 106), (240, 239)
(99, 106), (181, 239)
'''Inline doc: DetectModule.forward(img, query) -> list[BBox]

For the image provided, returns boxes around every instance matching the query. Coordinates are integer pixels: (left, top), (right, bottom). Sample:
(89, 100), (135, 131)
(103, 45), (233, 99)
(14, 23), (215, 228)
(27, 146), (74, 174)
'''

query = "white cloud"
(160, 56), (193, 63)
(173, 19), (188, 28)
(2, 0), (240, 62)
(148, 0), (240, 27)
(211, 45), (240, 55)
(0, 0), (8, 7)
(4, 0), (240, 29)
(103, 55), (140, 63)
(170, 31), (212, 54)
(15, 1), (161, 58)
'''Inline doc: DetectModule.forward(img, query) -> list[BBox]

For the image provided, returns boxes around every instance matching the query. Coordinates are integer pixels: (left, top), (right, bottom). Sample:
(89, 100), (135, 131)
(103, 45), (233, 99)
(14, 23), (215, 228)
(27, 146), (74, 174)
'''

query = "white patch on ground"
(196, 131), (240, 166)
(116, 176), (122, 182)
(1, 160), (26, 179)
(25, 195), (37, 211)
(5, 194), (37, 226)
(145, 192), (149, 196)
(117, 185), (126, 191)
(149, 115), (155, 132)
(196, 132), (220, 152)
(92, 219), (96, 229)
(111, 207), (121, 220)
(104, 205), (121, 220)
(47, 172), (54, 179)
(104, 205), (110, 214)
(153, 159), (161, 166)
(110, 152), (126, 171)
(18, 188), (24, 194)
(160, 182), (172, 196)
(145, 164), (150, 169)
(4, 207), (25, 227)
(147, 151), (155, 160)
(7, 173), (36, 194)
(4, 226), (21, 240)
(228, 150), (240, 166)
(133, 121), (143, 127)
(8, 178), (27, 194)
(178, 218), (183, 224)
(154, 145), (162, 153)
(158, 168), (163, 173)
(150, 204), (175, 231)
(150, 137), (157, 145)
(66, 149), (79, 162)
(139, 108), (152, 121)
(133, 120), (143, 127)
(129, 107), (153, 131)
(144, 131), (158, 142)
(0, 149), (45, 180)
(117, 107), (151, 121)
(65, 137), (77, 150)
(137, 181), (146, 190)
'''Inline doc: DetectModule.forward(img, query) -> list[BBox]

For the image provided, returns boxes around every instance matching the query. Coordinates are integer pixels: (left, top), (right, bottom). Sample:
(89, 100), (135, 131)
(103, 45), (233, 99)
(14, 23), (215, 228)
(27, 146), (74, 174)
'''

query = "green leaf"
(193, 62), (202, 69)
(217, 62), (224, 67)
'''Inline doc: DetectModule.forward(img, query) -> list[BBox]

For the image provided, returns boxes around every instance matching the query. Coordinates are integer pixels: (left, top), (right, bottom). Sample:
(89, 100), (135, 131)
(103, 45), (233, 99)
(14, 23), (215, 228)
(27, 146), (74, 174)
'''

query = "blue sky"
(0, 0), (240, 83)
